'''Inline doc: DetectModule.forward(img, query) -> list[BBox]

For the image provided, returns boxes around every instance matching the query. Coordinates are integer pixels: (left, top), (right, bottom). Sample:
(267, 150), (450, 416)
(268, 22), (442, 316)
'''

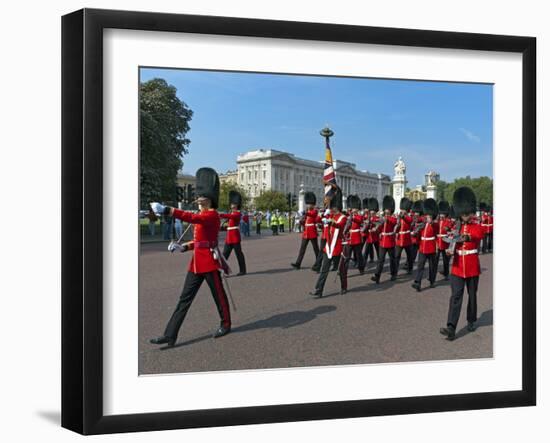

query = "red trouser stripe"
(212, 271), (231, 328)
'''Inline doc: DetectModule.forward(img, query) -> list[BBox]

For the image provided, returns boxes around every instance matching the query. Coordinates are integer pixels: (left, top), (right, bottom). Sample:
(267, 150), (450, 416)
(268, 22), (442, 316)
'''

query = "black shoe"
(390, 275), (397, 281)
(411, 282), (421, 292)
(440, 326), (456, 341)
(237, 271), (247, 276)
(330, 267), (338, 272)
(444, 275), (449, 281)
(291, 263), (301, 269)
(429, 282), (436, 288)
(467, 322), (477, 332)
(150, 336), (175, 347)
(309, 291), (322, 298)
(371, 275), (380, 284)
(311, 266), (320, 272)
(340, 289), (348, 295)
(213, 325), (231, 338)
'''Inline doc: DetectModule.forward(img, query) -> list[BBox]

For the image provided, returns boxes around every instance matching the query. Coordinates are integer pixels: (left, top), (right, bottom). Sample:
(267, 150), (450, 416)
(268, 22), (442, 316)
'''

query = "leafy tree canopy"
(254, 190), (289, 212)
(218, 182), (251, 211)
(437, 176), (493, 206)
(140, 78), (193, 208)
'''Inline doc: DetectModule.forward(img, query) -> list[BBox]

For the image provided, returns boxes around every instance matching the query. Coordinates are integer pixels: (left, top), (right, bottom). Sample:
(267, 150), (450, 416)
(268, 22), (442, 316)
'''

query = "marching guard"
(291, 192), (320, 270)
(411, 198), (439, 291)
(435, 200), (453, 280)
(220, 190), (247, 276)
(150, 168), (232, 347)
(310, 188), (348, 297)
(394, 197), (414, 275)
(346, 195), (365, 274)
(371, 195), (398, 284)
(363, 197), (380, 265)
(440, 187), (485, 341)
(480, 202), (494, 254)
(409, 200), (424, 266)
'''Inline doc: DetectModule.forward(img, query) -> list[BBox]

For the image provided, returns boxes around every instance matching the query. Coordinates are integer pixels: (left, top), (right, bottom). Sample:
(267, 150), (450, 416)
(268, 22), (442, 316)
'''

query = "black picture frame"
(62, 8), (536, 435)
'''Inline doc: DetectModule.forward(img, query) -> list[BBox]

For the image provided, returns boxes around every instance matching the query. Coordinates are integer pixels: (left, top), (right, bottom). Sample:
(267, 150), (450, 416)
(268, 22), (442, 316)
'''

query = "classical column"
(298, 183), (305, 213)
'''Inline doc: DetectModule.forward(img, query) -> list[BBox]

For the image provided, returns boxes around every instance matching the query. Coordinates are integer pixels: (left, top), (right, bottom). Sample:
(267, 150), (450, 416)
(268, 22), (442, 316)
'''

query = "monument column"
(426, 170), (437, 200)
(298, 183), (305, 213)
(392, 157), (407, 214)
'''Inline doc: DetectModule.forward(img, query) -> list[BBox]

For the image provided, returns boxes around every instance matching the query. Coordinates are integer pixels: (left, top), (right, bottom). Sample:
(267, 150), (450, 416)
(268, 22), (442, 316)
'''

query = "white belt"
(349, 229), (361, 233)
(305, 223), (315, 226)
(381, 232), (395, 236)
(437, 234), (446, 237)
(227, 226), (239, 230)
(481, 224), (493, 227)
(421, 236), (435, 241)
(398, 230), (410, 235)
(457, 249), (478, 256)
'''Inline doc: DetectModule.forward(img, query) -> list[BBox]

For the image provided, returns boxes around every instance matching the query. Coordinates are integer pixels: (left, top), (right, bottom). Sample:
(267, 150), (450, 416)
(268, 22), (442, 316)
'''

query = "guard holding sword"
(149, 167), (232, 348)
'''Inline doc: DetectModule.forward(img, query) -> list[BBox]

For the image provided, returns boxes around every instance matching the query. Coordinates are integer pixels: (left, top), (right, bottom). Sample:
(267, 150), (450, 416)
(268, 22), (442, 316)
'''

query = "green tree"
(140, 78), (193, 208)
(436, 180), (449, 201)
(218, 182), (251, 211)
(254, 190), (288, 212)
(444, 176), (493, 206)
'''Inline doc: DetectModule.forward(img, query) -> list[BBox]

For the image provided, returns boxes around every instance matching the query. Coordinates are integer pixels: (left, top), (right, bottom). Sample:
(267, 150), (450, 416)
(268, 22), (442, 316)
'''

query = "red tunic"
(172, 208), (221, 274)
(450, 222), (485, 278)
(418, 222), (438, 255)
(302, 209), (320, 239)
(395, 215), (413, 247)
(481, 214), (494, 234)
(378, 216), (397, 249)
(349, 214), (363, 246)
(436, 217), (454, 250)
(365, 215), (380, 243)
(324, 213), (347, 257)
(220, 211), (241, 244)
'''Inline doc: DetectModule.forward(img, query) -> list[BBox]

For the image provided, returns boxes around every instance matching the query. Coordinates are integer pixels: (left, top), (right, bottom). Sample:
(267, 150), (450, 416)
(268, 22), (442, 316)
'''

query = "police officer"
(220, 190), (247, 276)
(150, 168), (231, 347)
(371, 195), (398, 284)
(440, 187), (485, 341)
(271, 211), (279, 235)
(291, 192), (320, 270)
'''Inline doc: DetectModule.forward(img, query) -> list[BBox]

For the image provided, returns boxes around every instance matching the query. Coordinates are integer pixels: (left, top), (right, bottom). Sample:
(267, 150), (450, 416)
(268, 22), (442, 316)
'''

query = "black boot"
(439, 326), (456, 341)
(291, 262), (301, 269)
(467, 322), (477, 332)
(309, 291), (322, 298)
(340, 288), (348, 295)
(150, 336), (175, 347)
(411, 281), (421, 292)
(213, 325), (231, 338)
(371, 274), (380, 284)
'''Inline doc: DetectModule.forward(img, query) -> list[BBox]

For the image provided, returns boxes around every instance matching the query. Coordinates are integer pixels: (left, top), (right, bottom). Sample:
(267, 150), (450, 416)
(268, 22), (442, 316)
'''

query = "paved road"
(139, 231), (493, 375)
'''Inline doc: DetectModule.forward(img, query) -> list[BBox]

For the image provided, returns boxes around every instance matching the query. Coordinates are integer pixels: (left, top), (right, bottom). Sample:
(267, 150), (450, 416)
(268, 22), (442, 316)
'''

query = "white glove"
(324, 209), (330, 216)
(167, 241), (187, 253)
(150, 202), (165, 214)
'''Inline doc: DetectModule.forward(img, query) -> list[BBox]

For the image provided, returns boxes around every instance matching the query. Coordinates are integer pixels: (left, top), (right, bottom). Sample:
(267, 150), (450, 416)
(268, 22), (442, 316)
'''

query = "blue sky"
(140, 68), (493, 187)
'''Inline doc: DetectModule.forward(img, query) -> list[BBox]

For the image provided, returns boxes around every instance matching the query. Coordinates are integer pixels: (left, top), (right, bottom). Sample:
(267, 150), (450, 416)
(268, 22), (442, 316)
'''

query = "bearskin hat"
(423, 198), (438, 217)
(453, 186), (477, 216)
(382, 195), (395, 213)
(438, 200), (450, 215)
(228, 190), (242, 209)
(412, 200), (423, 215)
(362, 198), (370, 210)
(368, 197), (379, 212)
(329, 187), (343, 211)
(195, 167), (220, 209)
(449, 204), (456, 219)
(400, 197), (412, 211)
(304, 191), (316, 206)
(346, 194), (361, 210)
(479, 201), (488, 212)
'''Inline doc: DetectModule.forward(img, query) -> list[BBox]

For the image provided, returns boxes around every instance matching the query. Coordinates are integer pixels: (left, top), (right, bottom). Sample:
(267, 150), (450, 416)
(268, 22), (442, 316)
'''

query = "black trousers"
(410, 243), (419, 265)
(415, 252), (437, 284)
(349, 243), (365, 272)
(394, 245), (414, 273)
(164, 270), (231, 340)
(447, 274), (479, 328)
(279, 224), (284, 232)
(436, 249), (451, 277)
(315, 252), (347, 294)
(364, 241), (379, 262)
(294, 237), (320, 267)
(375, 246), (396, 277)
(313, 238), (326, 270)
(223, 242), (247, 274)
(271, 225), (278, 235)
(482, 233), (493, 253)
(256, 223), (261, 235)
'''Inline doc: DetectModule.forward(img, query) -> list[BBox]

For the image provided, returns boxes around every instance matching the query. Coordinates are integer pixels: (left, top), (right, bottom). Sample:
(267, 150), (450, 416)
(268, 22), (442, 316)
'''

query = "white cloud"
(460, 128), (481, 143)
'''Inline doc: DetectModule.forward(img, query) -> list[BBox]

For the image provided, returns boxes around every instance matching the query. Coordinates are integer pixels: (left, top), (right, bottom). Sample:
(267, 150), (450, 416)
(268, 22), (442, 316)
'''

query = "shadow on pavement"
(455, 309), (493, 340)
(243, 268), (295, 276)
(233, 305), (337, 333)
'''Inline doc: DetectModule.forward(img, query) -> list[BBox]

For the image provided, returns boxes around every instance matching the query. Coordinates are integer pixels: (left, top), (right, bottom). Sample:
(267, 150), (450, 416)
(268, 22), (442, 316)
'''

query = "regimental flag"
(323, 138), (337, 203)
